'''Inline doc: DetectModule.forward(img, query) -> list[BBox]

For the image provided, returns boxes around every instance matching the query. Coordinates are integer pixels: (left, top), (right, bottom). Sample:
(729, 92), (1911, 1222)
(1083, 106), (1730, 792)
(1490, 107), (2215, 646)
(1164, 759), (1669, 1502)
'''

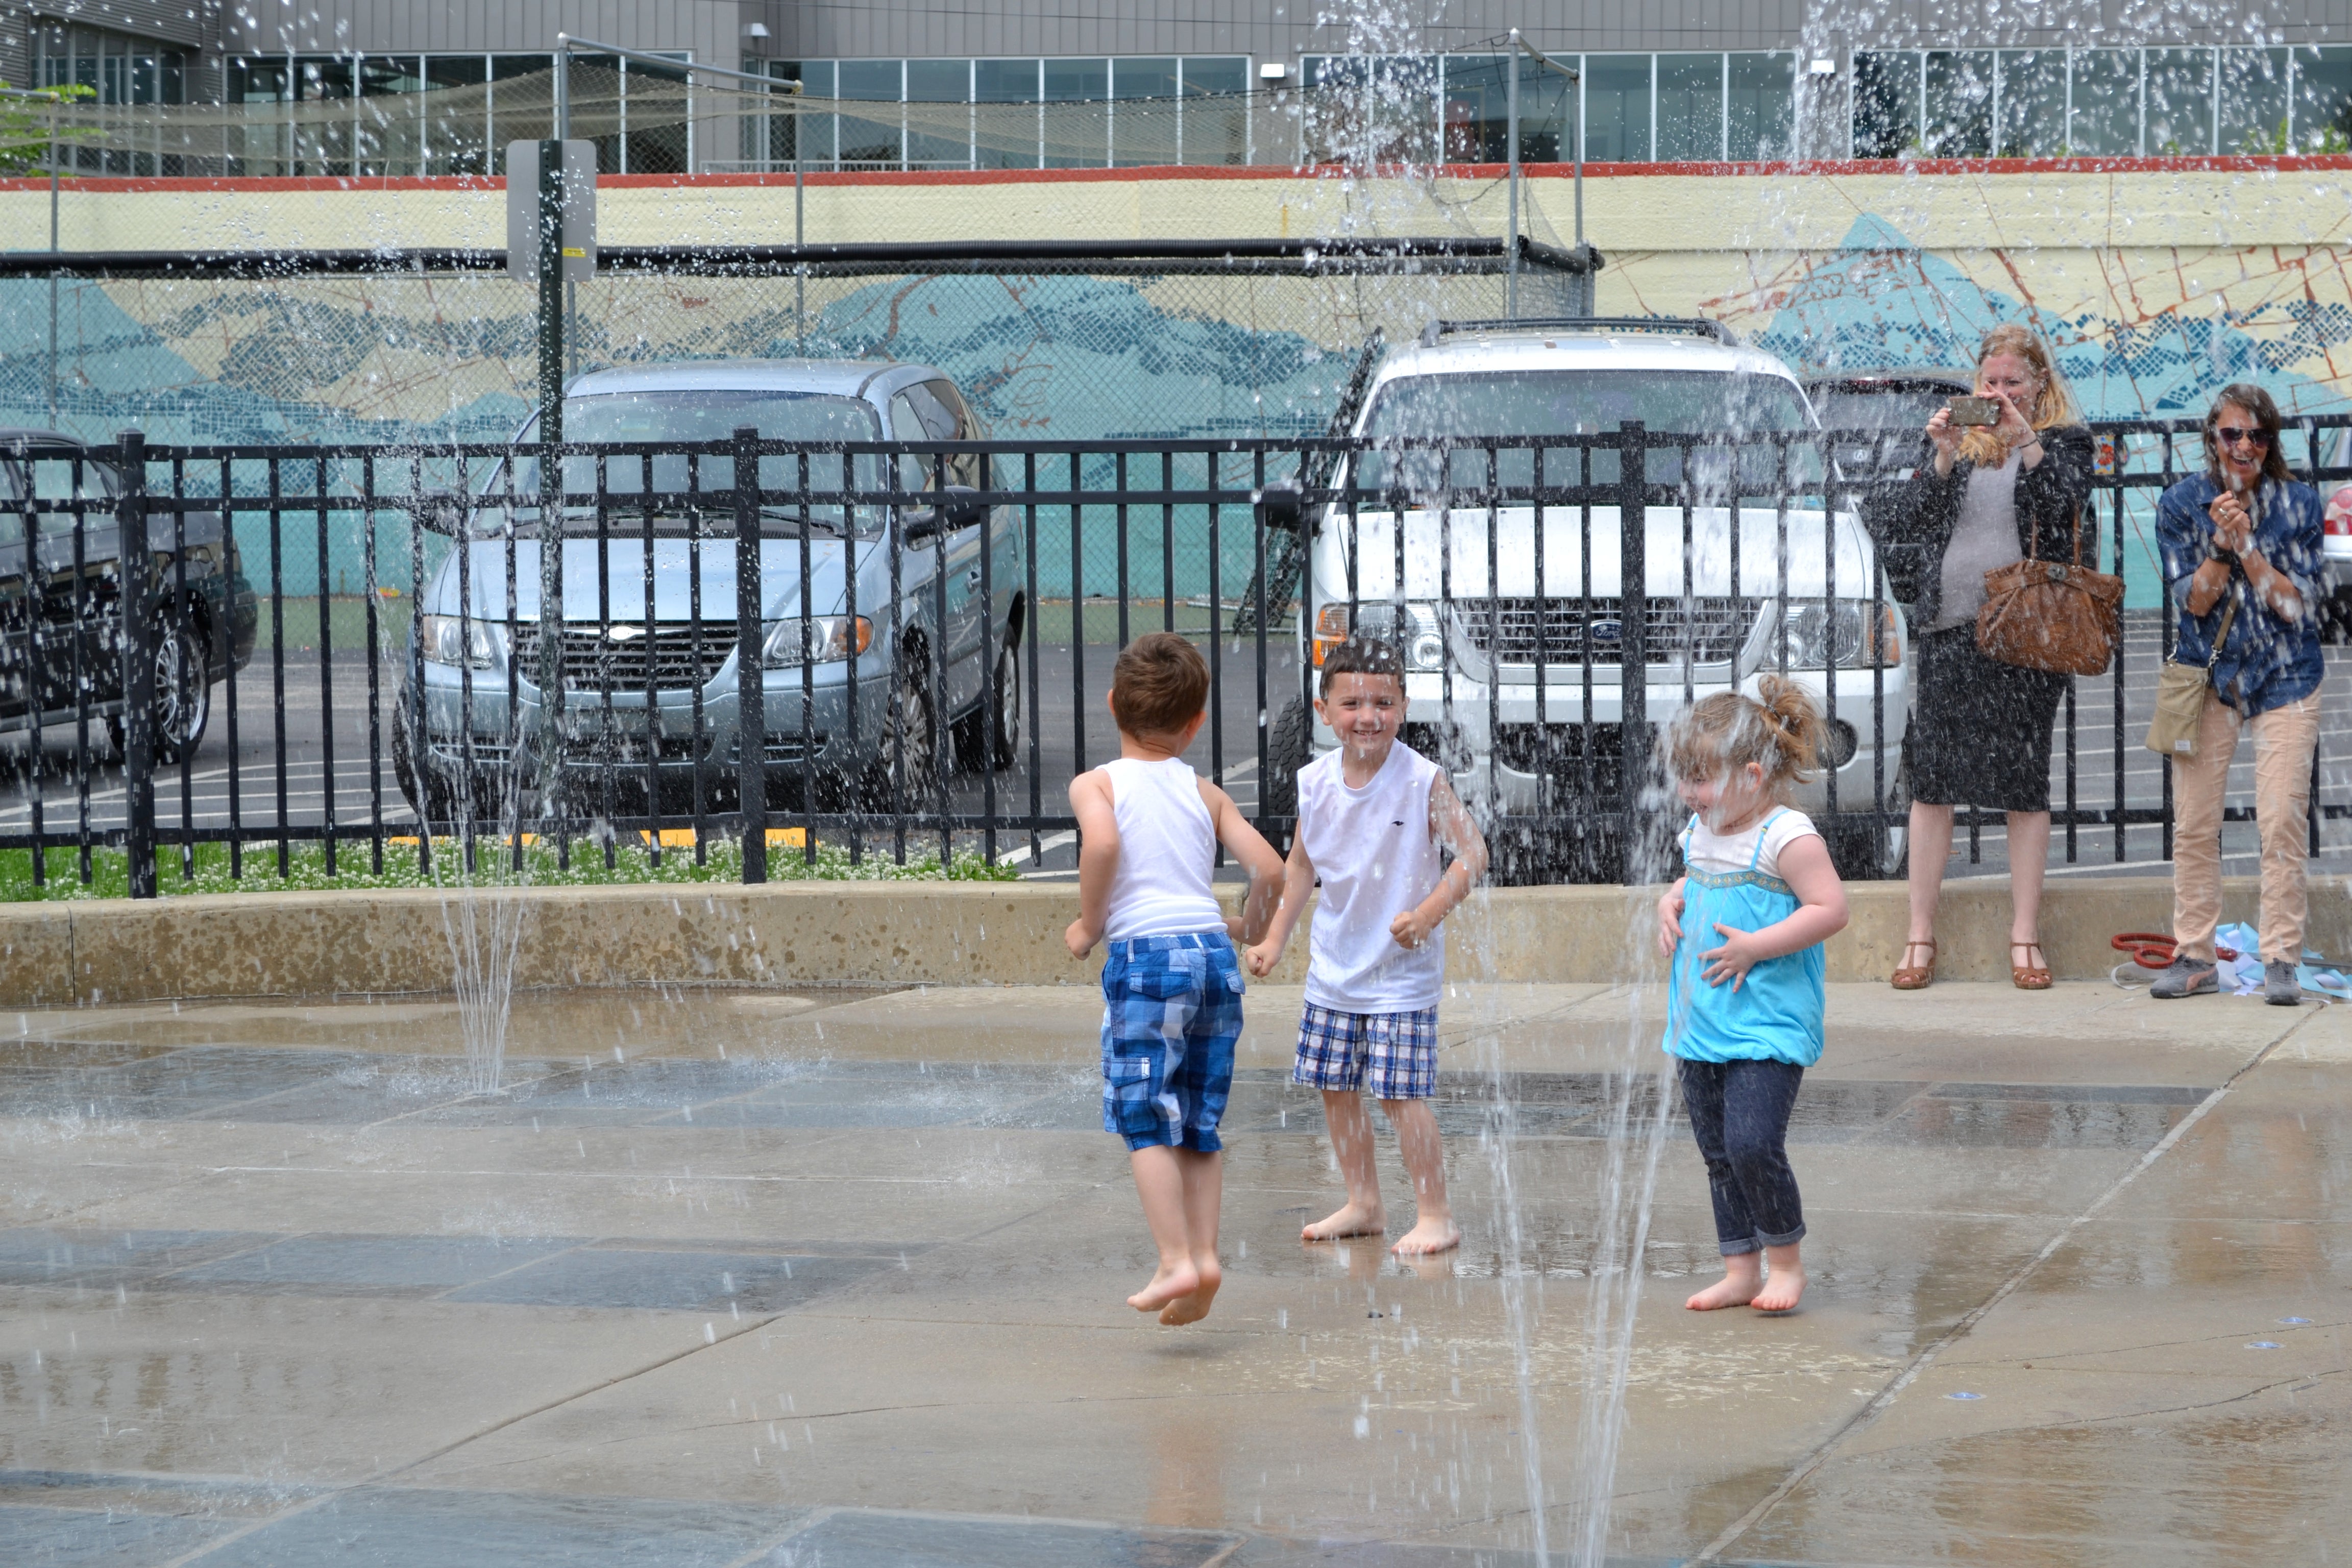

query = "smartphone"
(1948, 396), (2000, 427)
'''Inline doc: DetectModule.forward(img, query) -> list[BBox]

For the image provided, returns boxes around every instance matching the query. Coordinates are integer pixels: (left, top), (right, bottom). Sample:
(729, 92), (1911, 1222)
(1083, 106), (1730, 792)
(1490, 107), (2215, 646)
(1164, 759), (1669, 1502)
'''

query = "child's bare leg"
(1126, 1145), (1200, 1312)
(1751, 1241), (1805, 1312)
(1303, 1090), (1386, 1240)
(1380, 1098), (1460, 1254)
(1686, 1250), (1763, 1311)
(1159, 1149), (1224, 1325)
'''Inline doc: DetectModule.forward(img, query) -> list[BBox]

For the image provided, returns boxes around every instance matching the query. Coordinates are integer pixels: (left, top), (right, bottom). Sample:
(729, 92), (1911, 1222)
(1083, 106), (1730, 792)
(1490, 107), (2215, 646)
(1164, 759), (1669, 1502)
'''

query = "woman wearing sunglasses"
(2150, 383), (2325, 1004)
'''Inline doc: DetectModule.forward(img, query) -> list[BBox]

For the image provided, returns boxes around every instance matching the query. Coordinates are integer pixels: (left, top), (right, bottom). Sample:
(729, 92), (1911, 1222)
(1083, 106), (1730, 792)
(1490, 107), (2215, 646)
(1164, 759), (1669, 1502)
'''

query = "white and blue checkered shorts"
(1291, 1004), (1440, 1099)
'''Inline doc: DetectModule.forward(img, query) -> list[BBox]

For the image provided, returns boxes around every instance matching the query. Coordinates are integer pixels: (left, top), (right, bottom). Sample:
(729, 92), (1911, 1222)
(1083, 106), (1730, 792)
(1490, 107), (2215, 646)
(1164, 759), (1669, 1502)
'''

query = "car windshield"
(1811, 386), (1954, 433)
(1356, 369), (1818, 493)
(502, 390), (890, 535)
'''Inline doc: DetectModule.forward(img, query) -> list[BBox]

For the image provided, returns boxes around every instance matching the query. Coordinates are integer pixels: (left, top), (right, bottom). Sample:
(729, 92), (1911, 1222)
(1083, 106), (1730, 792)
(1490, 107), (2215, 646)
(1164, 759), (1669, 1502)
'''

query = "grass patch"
(0, 833), (1020, 901)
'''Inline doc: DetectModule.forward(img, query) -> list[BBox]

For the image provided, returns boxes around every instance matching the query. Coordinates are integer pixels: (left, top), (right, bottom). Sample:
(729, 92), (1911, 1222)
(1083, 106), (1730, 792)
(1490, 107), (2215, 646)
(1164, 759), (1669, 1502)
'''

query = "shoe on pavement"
(2150, 956), (2218, 999)
(2265, 959), (2304, 1007)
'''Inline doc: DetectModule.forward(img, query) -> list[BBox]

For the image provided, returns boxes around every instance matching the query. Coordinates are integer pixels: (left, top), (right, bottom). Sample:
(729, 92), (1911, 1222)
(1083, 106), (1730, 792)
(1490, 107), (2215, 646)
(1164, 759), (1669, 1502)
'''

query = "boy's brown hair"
(1317, 634), (1405, 698)
(1110, 631), (1211, 737)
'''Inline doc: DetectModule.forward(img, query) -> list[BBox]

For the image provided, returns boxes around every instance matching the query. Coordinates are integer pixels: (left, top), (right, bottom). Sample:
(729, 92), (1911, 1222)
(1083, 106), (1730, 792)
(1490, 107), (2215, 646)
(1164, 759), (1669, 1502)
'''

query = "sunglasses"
(2214, 425), (2273, 449)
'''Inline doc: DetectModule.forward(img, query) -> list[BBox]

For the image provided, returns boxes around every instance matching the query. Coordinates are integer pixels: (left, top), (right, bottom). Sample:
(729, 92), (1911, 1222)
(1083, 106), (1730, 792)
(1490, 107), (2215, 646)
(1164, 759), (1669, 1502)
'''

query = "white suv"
(1269, 317), (1911, 881)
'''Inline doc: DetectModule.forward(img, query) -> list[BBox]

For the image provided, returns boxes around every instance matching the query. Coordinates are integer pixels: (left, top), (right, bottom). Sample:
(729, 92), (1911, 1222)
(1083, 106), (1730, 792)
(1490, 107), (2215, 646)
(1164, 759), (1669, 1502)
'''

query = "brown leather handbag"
(1975, 510), (2124, 677)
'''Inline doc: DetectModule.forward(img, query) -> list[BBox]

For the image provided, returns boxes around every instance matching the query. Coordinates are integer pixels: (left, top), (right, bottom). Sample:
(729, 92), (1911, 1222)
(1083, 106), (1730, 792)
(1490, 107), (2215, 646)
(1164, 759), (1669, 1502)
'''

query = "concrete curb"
(0, 873), (2336, 1007)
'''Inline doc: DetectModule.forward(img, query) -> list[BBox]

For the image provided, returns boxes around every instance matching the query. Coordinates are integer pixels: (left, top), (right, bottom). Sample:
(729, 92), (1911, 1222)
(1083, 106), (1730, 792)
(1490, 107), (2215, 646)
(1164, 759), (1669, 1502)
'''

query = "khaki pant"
(2171, 691), (2321, 965)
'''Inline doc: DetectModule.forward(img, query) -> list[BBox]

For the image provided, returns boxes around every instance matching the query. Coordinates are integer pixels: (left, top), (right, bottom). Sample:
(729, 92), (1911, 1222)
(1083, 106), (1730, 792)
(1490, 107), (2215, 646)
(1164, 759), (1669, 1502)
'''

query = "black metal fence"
(5, 412), (2349, 896)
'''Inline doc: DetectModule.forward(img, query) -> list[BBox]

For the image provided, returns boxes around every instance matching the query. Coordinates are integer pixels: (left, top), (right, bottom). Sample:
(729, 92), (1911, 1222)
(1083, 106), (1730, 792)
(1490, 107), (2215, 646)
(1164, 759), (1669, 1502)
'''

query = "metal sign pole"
(1506, 29), (1520, 321)
(534, 141), (566, 811)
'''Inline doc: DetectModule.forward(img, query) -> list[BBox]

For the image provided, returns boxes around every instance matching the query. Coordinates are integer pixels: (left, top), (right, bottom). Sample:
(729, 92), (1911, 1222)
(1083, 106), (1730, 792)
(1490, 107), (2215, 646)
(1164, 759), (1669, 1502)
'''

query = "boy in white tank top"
(1066, 632), (1284, 1326)
(1245, 636), (1488, 1255)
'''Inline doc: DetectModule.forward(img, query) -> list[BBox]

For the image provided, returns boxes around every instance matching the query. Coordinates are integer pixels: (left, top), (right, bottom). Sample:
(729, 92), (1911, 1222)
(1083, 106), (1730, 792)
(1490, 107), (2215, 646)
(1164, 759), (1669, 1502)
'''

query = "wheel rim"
(897, 677), (936, 795)
(997, 646), (1020, 755)
(154, 628), (206, 751)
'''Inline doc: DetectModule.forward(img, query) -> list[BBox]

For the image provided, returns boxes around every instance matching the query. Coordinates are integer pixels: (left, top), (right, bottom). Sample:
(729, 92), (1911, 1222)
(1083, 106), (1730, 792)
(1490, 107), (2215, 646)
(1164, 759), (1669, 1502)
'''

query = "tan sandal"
(2010, 940), (2053, 991)
(1891, 938), (1937, 990)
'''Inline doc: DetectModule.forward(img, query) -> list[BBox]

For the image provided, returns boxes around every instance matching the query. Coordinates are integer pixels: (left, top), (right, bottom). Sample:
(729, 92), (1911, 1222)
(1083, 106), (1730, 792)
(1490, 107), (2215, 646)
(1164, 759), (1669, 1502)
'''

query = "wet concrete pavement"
(0, 979), (2344, 1565)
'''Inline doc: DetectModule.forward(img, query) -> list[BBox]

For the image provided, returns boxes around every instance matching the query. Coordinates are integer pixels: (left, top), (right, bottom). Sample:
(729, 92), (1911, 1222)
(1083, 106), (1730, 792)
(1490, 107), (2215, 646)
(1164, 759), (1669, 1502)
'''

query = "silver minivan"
(393, 359), (1023, 821)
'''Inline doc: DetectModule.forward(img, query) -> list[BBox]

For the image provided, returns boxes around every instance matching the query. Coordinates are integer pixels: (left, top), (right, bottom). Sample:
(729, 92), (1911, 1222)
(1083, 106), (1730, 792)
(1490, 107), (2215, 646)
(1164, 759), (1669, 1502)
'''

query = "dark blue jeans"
(1677, 1058), (1807, 1257)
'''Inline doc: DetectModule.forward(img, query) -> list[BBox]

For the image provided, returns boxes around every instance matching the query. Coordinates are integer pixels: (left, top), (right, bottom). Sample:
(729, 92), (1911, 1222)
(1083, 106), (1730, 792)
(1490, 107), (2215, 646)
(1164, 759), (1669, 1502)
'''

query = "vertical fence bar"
(931, 447), (951, 870)
(642, 474), (663, 869)
(267, 458), (288, 878)
(1252, 448), (1269, 838)
(1161, 450), (1175, 635)
(1207, 450), (1223, 849)
(839, 449), (859, 868)
(1024, 452), (1042, 864)
(170, 454), (192, 881)
(406, 469), (429, 878)
(733, 427), (767, 885)
(2112, 481), (2126, 863)
(1617, 422), (1648, 842)
(689, 470), (708, 868)
(17, 461), (42, 887)
(315, 465), (338, 877)
(595, 453), (616, 872)
(1069, 451), (1086, 782)
(798, 448), (818, 868)
(978, 447), (997, 869)
(116, 432), (155, 898)
(1115, 450), (1130, 650)
(363, 455), (383, 874)
(457, 462), (479, 874)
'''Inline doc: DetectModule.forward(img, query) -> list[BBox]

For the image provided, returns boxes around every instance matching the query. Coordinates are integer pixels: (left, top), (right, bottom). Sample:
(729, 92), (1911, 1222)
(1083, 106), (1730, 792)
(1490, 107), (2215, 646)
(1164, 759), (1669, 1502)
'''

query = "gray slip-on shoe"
(2149, 956), (2218, 999)
(2265, 959), (2304, 1007)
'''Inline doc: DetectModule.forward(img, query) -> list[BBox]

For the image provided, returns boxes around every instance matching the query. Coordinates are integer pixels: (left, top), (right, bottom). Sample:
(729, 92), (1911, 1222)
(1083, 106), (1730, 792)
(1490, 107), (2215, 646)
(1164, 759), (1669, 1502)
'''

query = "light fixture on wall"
(1808, 57), (1837, 76)
(744, 22), (770, 39)
(1259, 61), (1288, 81)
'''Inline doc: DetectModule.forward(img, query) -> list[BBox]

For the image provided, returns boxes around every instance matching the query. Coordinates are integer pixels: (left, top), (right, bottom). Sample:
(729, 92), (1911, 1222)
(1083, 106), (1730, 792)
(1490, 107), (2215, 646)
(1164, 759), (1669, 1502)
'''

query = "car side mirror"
(1256, 478), (1306, 535)
(904, 486), (983, 543)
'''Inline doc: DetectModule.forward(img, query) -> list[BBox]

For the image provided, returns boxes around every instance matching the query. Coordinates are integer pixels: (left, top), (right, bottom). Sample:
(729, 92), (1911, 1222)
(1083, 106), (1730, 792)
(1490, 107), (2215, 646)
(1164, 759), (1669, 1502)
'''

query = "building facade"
(4, 2), (2350, 174)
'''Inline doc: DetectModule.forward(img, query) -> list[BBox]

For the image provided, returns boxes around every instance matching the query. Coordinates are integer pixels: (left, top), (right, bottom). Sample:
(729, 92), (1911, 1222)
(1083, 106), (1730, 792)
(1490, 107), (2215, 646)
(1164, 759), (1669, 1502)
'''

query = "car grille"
(516, 621), (736, 692)
(1454, 596), (1763, 666)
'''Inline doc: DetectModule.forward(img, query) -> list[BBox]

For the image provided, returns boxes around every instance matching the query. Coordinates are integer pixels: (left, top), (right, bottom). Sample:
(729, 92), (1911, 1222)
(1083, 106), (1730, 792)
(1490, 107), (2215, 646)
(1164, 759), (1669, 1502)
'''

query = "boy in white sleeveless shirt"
(1246, 636), (1488, 1254)
(1066, 632), (1284, 1325)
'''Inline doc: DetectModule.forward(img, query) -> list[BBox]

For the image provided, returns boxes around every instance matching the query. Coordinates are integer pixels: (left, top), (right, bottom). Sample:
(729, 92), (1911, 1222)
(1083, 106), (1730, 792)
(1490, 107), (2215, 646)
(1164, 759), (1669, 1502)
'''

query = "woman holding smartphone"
(1883, 325), (2094, 991)
(2147, 385), (2323, 1005)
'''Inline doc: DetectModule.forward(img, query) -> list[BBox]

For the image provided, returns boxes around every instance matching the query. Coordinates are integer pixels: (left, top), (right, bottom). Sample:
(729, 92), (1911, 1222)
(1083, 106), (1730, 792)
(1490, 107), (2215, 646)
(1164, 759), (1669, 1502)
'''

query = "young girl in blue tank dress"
(1654, 677), (1850, 1314)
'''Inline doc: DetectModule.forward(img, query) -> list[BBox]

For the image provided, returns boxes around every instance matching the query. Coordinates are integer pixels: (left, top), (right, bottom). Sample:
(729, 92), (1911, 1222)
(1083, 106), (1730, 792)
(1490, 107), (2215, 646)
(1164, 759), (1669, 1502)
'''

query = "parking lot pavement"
(0, 980), (2343, 1564)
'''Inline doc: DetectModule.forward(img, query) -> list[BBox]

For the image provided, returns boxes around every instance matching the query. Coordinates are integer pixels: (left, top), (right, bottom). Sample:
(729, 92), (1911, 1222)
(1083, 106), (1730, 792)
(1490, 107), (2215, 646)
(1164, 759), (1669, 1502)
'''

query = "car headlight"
(1311, 600), (1447, 671)
(419, 614), (506, 669)
(762, 615), (873, 668)
(1755, 600), (1903, 670)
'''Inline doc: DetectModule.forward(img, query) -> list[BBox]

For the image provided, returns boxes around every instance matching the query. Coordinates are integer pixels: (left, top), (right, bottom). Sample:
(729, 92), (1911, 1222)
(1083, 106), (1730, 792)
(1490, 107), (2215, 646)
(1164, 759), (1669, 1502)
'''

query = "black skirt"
(1909, 624), (2069, 813)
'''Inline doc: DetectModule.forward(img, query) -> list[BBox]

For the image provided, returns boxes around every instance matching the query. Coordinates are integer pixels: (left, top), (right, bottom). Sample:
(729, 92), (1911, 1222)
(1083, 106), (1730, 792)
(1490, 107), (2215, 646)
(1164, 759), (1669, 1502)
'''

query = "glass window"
(2069, 48), (2140, 156)
(1182, 57), (1248, 165)
(488, 55), (554, 173)
(1727, 52), (1794, 159)
(1440, 55), (1506, 162)
(1995, 51), (2066, 156)
(421, 55), (487, 177)
(836, 60), (904, 167)
(531, 393), (887, 530)
(1113, 57), (1181, 166)
(1924, 51), (1992, 156)
(1042, 59), (1107, 167)
(2145, 48), (2213, 154)
(2217, 47), (2290, 153)
(974, 58), (1039, 170)
(904, 59), (970, 166)
(1584, 55), (1651, 162)
(1656, 55), (1722, 162)
(1852, 51), (1919, 156)
(2292, 46), (2352, 152)
(1359, 370), (1813, 489)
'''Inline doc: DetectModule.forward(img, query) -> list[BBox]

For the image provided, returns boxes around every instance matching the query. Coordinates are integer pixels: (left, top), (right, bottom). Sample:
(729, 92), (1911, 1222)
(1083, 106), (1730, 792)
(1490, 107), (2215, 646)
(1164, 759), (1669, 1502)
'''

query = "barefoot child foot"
(1660, 683), (1847, 1326)
(1685, 1254), (1763, 1311)
(1245, 641), (1489, 1274)
(1302, 1199), (1384, 1242)
(1067, 634), (1287, 1328)
(1750, 1243), (1805, 1312)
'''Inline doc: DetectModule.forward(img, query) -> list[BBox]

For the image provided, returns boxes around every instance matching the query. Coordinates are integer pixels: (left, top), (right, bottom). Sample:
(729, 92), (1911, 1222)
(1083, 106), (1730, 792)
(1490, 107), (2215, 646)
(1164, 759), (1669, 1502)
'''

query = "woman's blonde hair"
(1665, 676), (1824, 800)
(1959, 324), (2080, 468)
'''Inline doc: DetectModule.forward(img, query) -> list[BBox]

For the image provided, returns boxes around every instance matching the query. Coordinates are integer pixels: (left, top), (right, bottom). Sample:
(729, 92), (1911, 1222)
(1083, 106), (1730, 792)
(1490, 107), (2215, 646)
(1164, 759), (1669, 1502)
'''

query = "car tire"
(952, 640), (1021, 774)
(860, 664), (941, 813)
(390, 699), (508, 828)
(2324, 585), (2352, 645)
(106, 618), (211, 767)
(1827, 759), (1911, 882)
(1260, 696), (1311, 846)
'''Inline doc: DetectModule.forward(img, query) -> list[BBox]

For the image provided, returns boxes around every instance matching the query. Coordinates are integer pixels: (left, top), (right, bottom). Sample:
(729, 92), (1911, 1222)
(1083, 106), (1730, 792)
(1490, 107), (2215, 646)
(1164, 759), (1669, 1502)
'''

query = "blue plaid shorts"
(1291, 1004), (1441, 1099)
(1099, 933), (1245, 1152)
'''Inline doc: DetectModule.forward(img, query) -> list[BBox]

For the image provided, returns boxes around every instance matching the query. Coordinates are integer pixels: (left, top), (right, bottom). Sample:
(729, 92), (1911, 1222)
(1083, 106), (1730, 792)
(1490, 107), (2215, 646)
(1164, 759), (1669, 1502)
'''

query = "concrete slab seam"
(159, 1307), (794, 1566)
(1687, 1002), (2324, 1564)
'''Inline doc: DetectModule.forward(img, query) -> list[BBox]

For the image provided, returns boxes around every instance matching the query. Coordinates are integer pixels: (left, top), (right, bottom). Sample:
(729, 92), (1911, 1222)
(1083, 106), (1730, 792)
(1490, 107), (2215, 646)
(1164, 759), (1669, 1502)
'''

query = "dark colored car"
(1804, 370), (1975, 610)
(0, 430), (257, 763)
